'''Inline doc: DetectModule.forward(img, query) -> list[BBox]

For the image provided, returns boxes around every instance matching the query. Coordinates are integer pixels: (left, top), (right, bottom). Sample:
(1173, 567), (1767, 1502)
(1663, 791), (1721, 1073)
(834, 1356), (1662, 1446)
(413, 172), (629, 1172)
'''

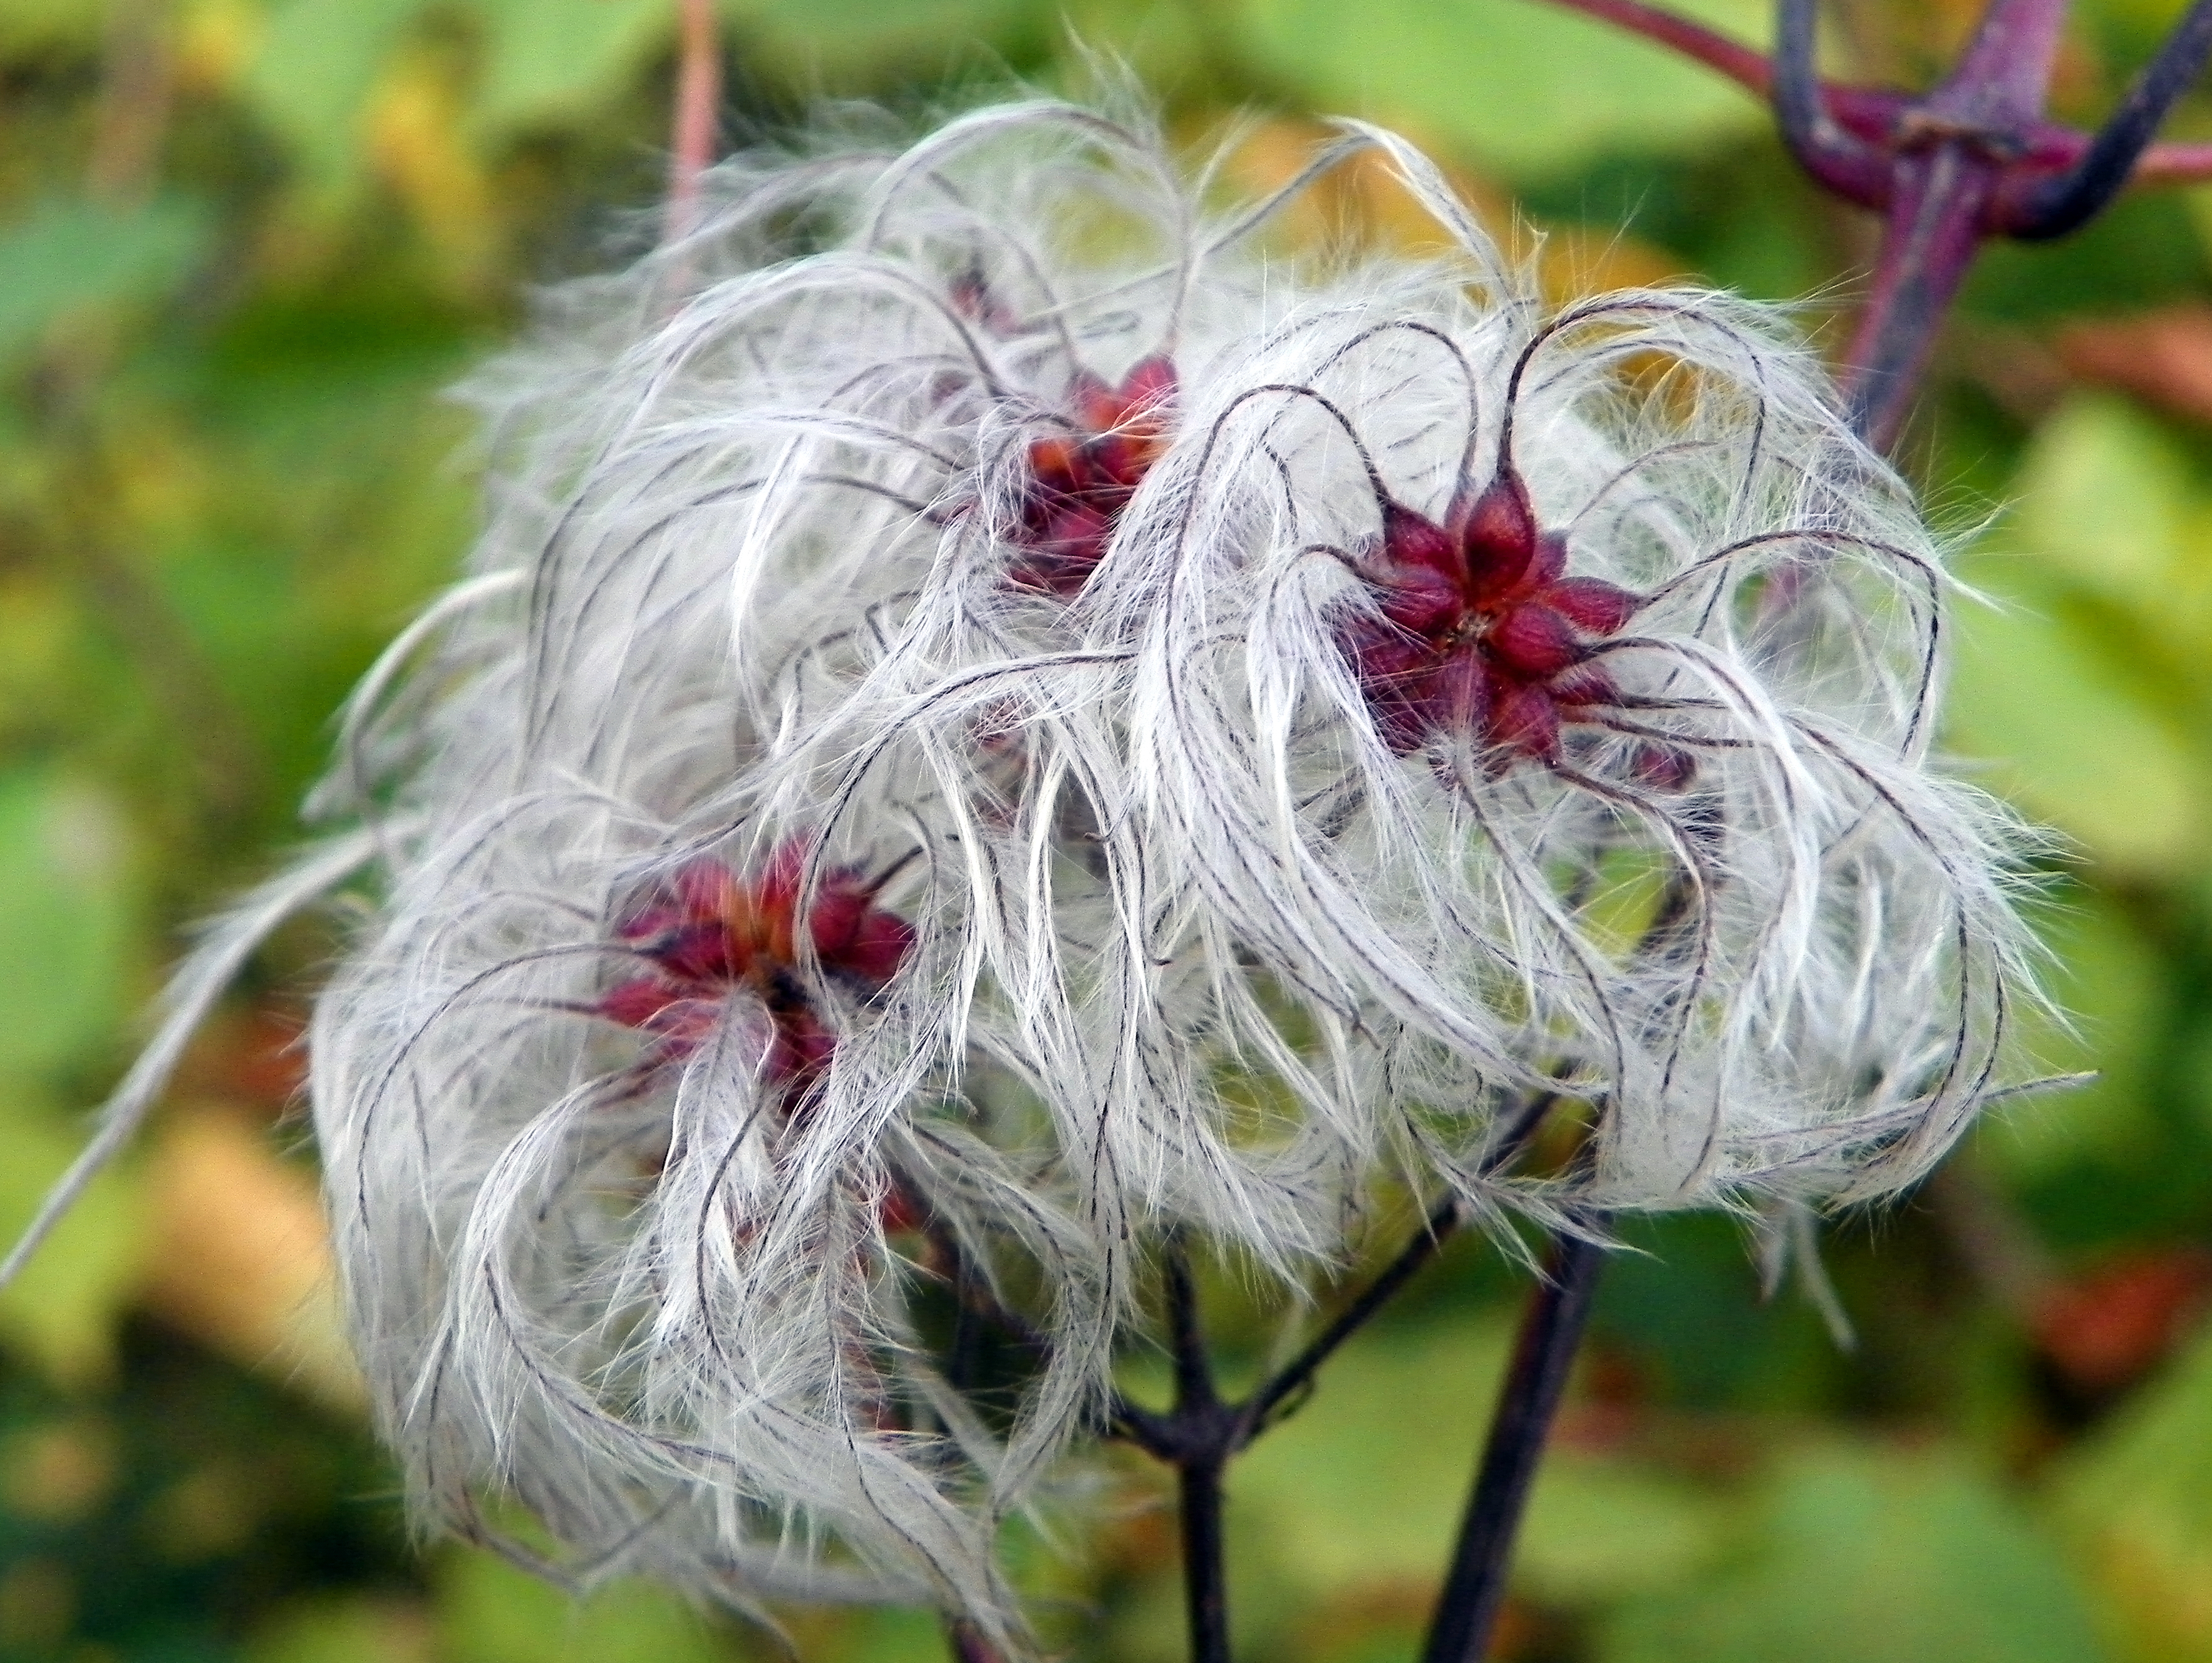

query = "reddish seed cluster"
(1340, 466), (1645, 765)
(1005, 355), (1178, 596)
(598, 842), (915, 1104)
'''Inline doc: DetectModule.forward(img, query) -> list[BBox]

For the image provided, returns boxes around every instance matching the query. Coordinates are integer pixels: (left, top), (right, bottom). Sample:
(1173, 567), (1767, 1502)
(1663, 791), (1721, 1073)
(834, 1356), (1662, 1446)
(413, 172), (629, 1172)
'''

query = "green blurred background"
(6, 0), (2212, 1658)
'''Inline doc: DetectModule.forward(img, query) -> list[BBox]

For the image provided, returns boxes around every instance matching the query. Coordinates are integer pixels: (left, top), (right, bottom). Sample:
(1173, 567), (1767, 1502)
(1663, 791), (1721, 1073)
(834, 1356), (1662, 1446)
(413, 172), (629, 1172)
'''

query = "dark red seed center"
(597, 842), (916, 1107)
(1005, 355), (1179, 597)
(1339, 464), (1649, 769)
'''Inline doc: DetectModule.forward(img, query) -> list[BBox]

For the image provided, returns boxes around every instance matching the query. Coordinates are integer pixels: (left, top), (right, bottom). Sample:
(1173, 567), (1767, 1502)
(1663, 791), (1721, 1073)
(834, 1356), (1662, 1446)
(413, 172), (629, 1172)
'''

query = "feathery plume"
(306, 96), (1356, 1640)
(1, 95), (2048, 1650)
(1095, 130), (2045, 1228)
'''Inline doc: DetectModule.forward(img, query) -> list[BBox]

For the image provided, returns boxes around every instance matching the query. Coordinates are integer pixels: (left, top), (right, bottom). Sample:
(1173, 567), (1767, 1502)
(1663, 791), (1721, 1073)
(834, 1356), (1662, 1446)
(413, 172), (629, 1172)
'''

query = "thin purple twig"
(1238, 1198), (1464, 1437)
(2017, 0), (2212, 236)
(1420, 1229), (1608, 1663)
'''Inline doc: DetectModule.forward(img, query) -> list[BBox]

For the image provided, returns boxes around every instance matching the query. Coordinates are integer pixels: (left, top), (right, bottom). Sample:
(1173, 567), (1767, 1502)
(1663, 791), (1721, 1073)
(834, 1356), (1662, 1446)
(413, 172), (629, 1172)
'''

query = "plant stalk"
(1164, 1240), (1235, 1663)
(1420, 1228), (1608, 1663)
(1840, 150), (2000, 450)
(663, 0), (722, 247)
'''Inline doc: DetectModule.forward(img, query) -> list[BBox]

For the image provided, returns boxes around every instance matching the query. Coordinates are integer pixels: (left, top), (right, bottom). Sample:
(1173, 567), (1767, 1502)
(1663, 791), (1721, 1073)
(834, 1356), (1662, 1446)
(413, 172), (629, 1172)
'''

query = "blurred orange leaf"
(1216, 115), (1683, 300)
(2057, 306), (2212, 427)
(2034, 1248), (2212, 1397)
(140, 1102), (363, 1413)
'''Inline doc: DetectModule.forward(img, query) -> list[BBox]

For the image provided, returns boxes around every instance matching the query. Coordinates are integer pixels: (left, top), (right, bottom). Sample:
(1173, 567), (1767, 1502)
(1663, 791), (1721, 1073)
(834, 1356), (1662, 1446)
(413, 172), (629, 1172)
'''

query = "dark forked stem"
(1772, 0), (1890, 205)
(1165, 1240), (1234, 1663)
(1103, 1246), (1237, 1663)
(2015, 0), (2212, 237)
(1420, 1228), (1608, 1663)
(1838, 0), (2071, 442)
(1103, 1207), (1471, 1663)
(1551, 0), (2212, 443)
(945, 1622), (1009, 1663)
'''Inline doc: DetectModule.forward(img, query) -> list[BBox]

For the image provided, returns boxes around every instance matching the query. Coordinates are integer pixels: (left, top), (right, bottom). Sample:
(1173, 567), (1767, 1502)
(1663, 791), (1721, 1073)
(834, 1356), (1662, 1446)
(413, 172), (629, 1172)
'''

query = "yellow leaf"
(139, 1102), (364, 1414)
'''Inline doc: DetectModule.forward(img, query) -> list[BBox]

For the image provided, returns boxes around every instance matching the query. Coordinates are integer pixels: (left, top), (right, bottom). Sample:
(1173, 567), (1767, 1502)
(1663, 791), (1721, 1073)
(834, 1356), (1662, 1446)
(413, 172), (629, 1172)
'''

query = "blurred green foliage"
(6, 0), (2212, 1659)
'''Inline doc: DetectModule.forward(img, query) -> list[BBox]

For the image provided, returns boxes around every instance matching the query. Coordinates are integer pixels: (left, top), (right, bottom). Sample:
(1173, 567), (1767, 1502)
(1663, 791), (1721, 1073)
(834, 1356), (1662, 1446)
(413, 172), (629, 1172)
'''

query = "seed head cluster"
(13, 100), (2050, 1646)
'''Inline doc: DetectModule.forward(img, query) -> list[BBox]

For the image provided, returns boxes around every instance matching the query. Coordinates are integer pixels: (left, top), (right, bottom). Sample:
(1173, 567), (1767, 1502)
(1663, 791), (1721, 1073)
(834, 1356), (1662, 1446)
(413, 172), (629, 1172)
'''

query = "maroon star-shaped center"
(1005, 355), (1178, 597)
(1340, 467), (1644, 764)
(597, 841), (914, 1109)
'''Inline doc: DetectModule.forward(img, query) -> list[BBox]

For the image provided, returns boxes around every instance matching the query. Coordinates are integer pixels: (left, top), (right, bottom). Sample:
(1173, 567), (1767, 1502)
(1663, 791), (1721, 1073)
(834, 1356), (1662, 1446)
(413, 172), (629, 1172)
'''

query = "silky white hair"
(1090, 137), (2045, 1229)
(1, 98), (2053, 1646)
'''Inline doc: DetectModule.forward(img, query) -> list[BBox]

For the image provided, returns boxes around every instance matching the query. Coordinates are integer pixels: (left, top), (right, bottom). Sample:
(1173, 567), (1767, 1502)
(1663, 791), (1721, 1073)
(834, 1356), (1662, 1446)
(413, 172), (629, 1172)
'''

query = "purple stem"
(1548, 0), (2212, 443)
(1419, 1230), (1608, 1663)
(2015, 0), (2212, 236)
(1794, 0), (2055, 444)
(1944, 0), (2069, 123)
(946, 1624), (1008, 1663)
(1841, 147), (2002, 448)
(1542, 0), (1776, 90)
(1546, 0), (2212, 189)
(1774, 0), (1892, 204)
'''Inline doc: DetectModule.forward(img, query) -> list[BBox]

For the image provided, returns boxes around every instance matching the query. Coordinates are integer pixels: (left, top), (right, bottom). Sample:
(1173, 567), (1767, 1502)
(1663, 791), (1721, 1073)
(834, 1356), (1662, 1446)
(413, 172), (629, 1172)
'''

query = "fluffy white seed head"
(3, 96), (2051, 1647)
(1085, 136), (2046, 1228)
(315, 103), (2052, 1627)
(309, 98), (1371, 1639)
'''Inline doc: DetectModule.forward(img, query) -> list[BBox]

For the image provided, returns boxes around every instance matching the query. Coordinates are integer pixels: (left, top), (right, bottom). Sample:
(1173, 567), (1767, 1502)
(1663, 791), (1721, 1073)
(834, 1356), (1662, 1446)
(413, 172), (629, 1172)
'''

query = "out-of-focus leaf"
(2055, 1318), (2212, 1661)
(2085, 0), (2212, 60)
(246, 1596), (434, 1663)
(2057, 308), (2212, 428)
(0, 572), (78, 737)
(818, 1609), (953, 1663)
(1593, 1212), (1802, 1409)
(2008, 394), (2200, 627)
(1228, 1315), (1722, 1613)
(0, 1110), (149, 1385)
(244, 0), (421, 188)
(1219, 115), (1686, 295)
(437, 1550), (733, 1663)
(1055, 0), (1212, 86)
(1966, 194), (2208, 324)
(1946, 563), (2203, 876)
(1517, 1455), (1727, 1605)
(1598, 1444), (2107, 1663)
(0, 769), (142, 1384)
(2034, 1250), (2212, 1396)
(1946, 392), (2212, 874)
(368, 48), (500, 284)
(0, 196), (212, 368)
(140, 1104), (363, 1414)
(725, 0), (1042, 75)
(1227, 1319), (1511, 1593)
(175, 0), (264, 96)
(1973, 888), (2163, 1186)
(0, 0), (106, 51)
(1230, 0), (1770, 181)
(0, 769), (134, 1077)
(473, 0), (668, 137)
(1685, 156), (1826, 298)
